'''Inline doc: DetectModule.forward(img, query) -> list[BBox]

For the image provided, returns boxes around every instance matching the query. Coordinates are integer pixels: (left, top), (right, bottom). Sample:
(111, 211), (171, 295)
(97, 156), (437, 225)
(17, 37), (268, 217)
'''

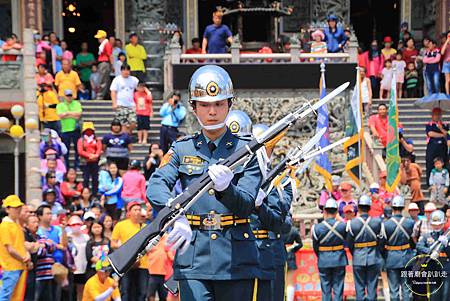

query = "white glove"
(166, 215), (192, 254)
(255, 189), (266, 207)
(208, 164), (234, 192)
(438, 235), (449, 246)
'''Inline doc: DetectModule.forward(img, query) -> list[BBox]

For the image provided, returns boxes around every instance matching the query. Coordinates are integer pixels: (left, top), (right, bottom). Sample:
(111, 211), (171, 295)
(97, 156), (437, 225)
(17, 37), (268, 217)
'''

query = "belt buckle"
(201, 213), (222, 231)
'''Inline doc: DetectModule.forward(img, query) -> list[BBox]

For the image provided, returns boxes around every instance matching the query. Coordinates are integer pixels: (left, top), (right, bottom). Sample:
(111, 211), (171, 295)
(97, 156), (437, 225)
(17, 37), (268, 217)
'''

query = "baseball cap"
(94, 30), (107, 39)
(83, 211), (96, 221)
(82, 122), (95, 133)
(64, 89), (73, 96)
(383, 36), (393, 43)
(343, 204), (355, 213)
(127, 201), (142, 212)
(2, 195), (24, 208)
(408, 202), (419, 211)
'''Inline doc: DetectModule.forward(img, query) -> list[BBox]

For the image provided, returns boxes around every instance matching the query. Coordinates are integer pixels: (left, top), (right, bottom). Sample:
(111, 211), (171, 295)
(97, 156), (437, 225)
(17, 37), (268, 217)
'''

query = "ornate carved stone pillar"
(52, 0), (63, 38)
(115, 0), (125, 42)
(401, 0), (412, 26)
(23, 28), (41, 207)
(185, 0), (198, 49)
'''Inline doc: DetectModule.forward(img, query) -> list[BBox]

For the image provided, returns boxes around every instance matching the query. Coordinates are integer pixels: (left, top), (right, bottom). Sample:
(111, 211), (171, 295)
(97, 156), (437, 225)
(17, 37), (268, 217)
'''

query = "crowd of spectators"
(0, 145), (177, 301)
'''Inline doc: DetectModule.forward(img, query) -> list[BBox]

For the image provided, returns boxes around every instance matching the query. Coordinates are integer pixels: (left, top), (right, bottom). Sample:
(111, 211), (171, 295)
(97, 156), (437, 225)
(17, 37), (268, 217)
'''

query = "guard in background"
(382, 195), (415, 301)
(148, 65), (263, 301)
(312, 198), (348, 301)
(284, 225), (302, 301)
(416, 210), (450, 301)
(347, 195), (384, 301)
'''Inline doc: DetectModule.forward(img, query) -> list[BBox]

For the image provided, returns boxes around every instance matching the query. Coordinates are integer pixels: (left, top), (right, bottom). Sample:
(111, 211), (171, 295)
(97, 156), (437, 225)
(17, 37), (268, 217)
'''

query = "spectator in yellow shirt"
(0, 195), (31, 301)
(82, 260), (121, 301)
(55, 59), (81, 99)
(125, 33), (147, 83)
(111, 201), (149, 301)
(37, 83), (60, 132)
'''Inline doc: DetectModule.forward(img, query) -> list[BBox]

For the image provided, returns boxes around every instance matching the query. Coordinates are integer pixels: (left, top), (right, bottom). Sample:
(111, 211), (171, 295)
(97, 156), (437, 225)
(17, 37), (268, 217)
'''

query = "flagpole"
(356, 66), (362, 190)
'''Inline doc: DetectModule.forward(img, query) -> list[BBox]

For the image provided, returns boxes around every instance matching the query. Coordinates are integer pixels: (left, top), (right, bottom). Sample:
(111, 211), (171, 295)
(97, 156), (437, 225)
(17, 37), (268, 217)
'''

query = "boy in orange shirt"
(134, 82), (153, 144)
(147, 235), (174, 301)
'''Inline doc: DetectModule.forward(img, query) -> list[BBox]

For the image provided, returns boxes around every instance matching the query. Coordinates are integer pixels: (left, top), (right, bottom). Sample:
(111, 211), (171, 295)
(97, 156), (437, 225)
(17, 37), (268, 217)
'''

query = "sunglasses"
(340, 189), (349, 192)
(48, 176), (56, 179)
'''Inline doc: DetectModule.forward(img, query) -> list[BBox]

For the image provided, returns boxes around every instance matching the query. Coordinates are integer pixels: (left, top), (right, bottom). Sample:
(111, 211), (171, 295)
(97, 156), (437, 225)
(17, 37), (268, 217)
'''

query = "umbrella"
(414, 93), (450, 110)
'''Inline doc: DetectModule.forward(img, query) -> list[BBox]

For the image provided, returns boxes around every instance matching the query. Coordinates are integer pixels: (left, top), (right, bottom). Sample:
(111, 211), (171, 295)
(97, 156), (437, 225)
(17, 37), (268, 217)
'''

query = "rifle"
(263, 136), (349, 192)
(107, 82), (350, 277)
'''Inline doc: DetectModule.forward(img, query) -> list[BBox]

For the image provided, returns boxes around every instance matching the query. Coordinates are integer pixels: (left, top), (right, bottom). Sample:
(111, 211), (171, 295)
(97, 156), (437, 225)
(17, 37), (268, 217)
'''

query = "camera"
(173, 99), (178, 105)
(39, 84), (46, 93)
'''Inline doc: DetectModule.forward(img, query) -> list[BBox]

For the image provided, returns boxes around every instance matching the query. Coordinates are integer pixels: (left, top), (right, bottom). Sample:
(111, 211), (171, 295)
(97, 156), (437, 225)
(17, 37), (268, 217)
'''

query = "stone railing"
(176, 52), (351, 64)
(0, 49), (23, 90)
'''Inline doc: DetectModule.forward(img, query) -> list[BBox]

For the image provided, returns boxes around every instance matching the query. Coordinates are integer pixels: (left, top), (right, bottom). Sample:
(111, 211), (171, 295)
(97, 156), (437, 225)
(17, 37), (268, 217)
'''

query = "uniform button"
(208, 189), (215, 195)
(188, 168), (193, 174)
(211, 233), (218, 240)
(243, 233), (249, 239)
(277, 234), (281, 239)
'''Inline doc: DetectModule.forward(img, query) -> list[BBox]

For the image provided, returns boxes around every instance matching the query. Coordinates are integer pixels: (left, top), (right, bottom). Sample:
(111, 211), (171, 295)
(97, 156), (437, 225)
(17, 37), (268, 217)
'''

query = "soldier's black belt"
(385, 243), (410, 251)
(318, 245), (344, 252)
(354, 241), (377, 248)
(186, 213), (250, 230)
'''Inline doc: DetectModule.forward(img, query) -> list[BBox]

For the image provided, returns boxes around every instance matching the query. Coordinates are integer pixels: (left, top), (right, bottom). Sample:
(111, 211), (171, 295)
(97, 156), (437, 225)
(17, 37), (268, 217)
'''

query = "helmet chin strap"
(195, 111), (229, 131)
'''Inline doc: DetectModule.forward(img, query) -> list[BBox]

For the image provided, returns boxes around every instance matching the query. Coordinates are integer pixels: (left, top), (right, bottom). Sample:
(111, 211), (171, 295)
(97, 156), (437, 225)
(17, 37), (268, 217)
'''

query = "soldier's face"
(194, 99), (229, 129)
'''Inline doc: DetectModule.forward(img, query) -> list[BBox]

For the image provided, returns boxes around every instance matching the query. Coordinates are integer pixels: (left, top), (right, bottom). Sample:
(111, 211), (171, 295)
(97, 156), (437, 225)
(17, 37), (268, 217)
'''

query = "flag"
(314, 68), (333, 191)
(343, 68), (364, 186)
(385, 72), (401, 192)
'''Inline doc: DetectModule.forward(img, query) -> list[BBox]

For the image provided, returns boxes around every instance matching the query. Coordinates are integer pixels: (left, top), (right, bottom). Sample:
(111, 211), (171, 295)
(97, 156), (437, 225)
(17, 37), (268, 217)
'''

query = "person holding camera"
(37, 83), (60, 133)
(143, 143), (163, 181)
(159, 91), (186, 153)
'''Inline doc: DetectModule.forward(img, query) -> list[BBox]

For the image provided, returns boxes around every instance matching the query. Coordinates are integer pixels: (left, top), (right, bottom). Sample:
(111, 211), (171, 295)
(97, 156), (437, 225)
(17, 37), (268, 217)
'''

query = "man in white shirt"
(110, 64), (139, 135)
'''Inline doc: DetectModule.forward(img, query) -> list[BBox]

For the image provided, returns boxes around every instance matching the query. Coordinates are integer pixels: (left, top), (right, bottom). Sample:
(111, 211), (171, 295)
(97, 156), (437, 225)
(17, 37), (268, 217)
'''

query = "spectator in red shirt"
(94, 30), (113, 100)
(134, 82), (153, 144)
(368, 183), (385, 217)
(368, 103), (388, 146)
(185, 38), (202, 54)
(61, 168), (83, 204)
(2, 34), (22, 61)
(77, 122), (102, 195)
(402, 38), (419, 65)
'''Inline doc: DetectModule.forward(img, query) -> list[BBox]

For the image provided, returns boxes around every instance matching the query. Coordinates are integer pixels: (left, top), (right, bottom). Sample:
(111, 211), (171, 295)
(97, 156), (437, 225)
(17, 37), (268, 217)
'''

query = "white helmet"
(358, 195), (372, 206)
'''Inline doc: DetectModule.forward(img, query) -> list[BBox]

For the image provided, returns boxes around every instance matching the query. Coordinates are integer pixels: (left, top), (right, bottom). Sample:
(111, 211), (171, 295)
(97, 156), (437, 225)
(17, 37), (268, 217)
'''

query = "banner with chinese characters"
(22, 0), (42, 32)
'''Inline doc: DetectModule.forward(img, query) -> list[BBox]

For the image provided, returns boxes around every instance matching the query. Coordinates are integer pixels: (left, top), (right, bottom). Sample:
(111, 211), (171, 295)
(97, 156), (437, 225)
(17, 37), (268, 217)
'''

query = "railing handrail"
(0, 49), (23, 56)
(179, 52), (350, 61)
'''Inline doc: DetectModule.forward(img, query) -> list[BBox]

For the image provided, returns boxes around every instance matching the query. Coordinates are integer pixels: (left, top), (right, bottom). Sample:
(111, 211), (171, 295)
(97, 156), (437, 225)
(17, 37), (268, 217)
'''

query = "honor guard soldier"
(382, 195), (415, 301)
(227, 115), (286, 301)
(416, 210), (450, 301)
(147, 65), (263, 301)
(347, 195), (384, 301)
(312, 198), (348, 301)
(252, 123), (296, 301)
